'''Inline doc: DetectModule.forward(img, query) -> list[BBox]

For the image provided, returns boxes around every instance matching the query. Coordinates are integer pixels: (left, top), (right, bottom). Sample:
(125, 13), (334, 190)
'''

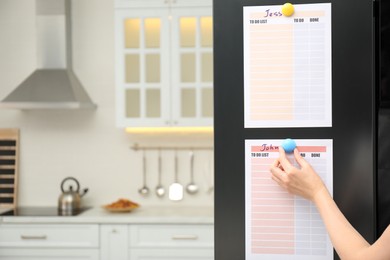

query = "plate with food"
(102, 198), (140, 213)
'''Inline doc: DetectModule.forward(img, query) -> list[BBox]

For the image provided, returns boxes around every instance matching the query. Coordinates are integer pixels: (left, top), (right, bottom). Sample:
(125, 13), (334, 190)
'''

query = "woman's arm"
(270, 148), (390, 260)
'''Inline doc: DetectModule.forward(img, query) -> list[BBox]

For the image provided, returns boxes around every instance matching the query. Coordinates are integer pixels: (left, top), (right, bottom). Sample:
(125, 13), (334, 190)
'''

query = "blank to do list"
(245, 139), (333, 260)
(243, 4), (332, 128)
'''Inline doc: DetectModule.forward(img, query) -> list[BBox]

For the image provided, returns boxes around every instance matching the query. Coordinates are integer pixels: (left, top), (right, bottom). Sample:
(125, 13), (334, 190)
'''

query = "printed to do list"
(243, 4), (332, 128)
(245, 139), (333, 260)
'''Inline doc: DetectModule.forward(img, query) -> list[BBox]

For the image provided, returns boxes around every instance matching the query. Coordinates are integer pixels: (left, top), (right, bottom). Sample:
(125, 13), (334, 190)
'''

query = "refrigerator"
(213, 0), (389, 259)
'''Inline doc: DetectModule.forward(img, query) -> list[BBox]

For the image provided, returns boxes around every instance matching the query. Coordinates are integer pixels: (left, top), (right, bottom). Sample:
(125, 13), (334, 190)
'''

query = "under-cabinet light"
(125, 127), (213, 134)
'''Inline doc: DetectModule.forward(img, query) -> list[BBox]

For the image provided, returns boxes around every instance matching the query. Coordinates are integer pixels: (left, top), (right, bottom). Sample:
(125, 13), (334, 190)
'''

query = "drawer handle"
(21, 235), (47, 240)
(171, 235), (198, 240)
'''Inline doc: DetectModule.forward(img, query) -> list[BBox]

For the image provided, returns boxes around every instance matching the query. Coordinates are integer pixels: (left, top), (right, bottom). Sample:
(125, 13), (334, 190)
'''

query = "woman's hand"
(270, 147), (390, 260)
(269, 147), (326, 201)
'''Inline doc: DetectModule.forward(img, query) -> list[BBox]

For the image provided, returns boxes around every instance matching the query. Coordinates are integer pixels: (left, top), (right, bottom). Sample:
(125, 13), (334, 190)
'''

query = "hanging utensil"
(155, 149), (165, 197)
(169, 150), (183, 201)
(138, 151), (150, 196)
(186, 150), (199, 194)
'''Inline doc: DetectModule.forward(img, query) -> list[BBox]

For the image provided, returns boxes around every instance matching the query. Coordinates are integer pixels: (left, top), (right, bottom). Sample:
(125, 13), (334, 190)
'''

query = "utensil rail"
(130, 143), (213, 151)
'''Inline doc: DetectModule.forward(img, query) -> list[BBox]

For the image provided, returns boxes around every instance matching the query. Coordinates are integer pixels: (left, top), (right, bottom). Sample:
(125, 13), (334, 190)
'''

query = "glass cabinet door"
(116, 9), (170, 127)
(171, 8), (213, 126)
(115, 4), (213, 128)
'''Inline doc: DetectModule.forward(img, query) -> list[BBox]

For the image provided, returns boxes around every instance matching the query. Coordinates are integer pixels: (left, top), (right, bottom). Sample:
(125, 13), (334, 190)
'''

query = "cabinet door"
(171, 7), (213, 127)
(116, 8), (171, 127)
(0, 248), (99, 260)
(129, 224), (214, 248)
(100, 225), (129, 260)
(129, 224), (214, 260)
(130, 248), (214, 260)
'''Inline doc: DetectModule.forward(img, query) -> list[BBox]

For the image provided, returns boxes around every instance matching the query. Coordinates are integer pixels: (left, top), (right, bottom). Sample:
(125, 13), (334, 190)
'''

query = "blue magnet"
(281, 138), (296, 153)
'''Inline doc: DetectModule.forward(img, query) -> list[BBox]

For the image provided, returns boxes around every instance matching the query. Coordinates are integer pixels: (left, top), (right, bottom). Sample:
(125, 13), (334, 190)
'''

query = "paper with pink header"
(245, 139), (333, 260)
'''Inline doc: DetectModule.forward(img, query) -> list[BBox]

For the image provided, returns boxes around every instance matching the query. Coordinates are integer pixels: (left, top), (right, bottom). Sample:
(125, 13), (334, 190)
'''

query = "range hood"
(0, 0), (97, 109)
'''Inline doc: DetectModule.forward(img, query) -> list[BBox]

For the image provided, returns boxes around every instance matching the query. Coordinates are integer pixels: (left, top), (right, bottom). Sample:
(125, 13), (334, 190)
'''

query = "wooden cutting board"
(0, 129), (19, 208)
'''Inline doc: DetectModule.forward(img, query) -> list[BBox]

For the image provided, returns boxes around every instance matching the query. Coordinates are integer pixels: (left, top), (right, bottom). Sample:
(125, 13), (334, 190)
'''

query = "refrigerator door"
(379, 0), (390, 107)
(214, 0), (376, 259)
(378, 109), (390, 236)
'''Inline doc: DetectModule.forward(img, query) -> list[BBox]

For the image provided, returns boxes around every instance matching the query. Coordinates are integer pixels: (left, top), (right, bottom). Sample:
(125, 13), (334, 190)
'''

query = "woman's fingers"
(270, 161), (286, 182)
(271, 174), (284, 188)
(272, 158), (279, 168)
(278, 147), (294, 172)
(293, 148), (309, 168)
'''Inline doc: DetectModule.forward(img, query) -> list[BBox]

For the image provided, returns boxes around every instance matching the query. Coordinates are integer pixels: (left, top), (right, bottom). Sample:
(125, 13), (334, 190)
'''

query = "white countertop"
(0, 206), (214, 225)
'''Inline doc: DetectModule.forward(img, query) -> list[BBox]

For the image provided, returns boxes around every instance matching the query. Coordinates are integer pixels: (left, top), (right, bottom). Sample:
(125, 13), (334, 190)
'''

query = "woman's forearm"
(313, 188), (370, 260)
(270, 148), (390, 259)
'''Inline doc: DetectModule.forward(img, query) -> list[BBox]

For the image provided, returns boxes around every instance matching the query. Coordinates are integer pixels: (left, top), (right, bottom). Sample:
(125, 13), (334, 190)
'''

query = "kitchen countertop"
(0, 206), (214, 224)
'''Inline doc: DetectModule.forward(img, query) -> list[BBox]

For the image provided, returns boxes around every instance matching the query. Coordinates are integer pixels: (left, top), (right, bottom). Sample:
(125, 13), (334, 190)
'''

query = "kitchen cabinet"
(100, 223), (214, 260)
(130, 249), (214, 260)
(115, 0), (213, 128)
(0, 207), (214, 260)
(0, 224), (99, 259)
(0, 223), (213, 260)
(129, 224), (214, 260)
(0, 249), (99, 260)
(100, 224), (129, 260)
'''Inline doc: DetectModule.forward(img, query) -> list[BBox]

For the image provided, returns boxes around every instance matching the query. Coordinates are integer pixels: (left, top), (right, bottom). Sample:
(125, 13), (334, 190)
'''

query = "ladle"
(186, 150), (199, 194)
(138, 151), (150, 196)
(169, 150), (183, 201)
(155, 149), (165, 197)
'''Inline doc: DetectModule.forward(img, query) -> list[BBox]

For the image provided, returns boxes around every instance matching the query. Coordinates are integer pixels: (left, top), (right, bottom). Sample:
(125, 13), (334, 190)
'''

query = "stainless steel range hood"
(0, 0), (97, 110)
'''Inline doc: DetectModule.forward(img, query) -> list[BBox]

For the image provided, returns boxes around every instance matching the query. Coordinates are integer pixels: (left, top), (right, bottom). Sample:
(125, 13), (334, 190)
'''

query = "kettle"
(58, 177), (88, 213)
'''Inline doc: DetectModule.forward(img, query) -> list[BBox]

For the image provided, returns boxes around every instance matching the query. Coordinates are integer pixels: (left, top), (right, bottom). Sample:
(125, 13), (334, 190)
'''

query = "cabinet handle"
(171, 234), (198, 240)
(21, 235), (47, 240)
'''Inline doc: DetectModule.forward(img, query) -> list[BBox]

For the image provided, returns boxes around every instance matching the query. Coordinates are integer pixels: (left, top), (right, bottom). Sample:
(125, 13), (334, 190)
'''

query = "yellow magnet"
(281, 3), (294, 17)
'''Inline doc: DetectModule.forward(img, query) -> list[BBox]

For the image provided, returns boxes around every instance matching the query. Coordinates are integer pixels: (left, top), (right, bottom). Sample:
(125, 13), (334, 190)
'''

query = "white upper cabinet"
(115, 0), (213, 128)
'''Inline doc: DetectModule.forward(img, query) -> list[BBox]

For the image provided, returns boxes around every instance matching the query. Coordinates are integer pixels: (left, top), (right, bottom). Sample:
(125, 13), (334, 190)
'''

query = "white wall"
(0, 0), (214, 208)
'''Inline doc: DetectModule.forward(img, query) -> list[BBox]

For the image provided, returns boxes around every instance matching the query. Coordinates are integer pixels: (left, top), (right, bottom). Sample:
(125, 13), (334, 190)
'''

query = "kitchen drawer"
(0, 248), (99, 260)
(130, 248), (214, 260)
(0, 224), (99, 248)
(129, 224), (214, 248)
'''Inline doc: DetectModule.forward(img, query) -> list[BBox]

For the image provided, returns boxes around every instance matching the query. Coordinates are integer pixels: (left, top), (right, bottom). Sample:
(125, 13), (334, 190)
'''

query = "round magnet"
(281, 138), (296, 153)
(281, 3), (295, 17)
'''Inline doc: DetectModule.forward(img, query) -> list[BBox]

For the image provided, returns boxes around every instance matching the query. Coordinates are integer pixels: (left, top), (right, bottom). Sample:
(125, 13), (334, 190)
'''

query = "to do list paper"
(245, 139), (333, 260)
(243, 3), (332, 128)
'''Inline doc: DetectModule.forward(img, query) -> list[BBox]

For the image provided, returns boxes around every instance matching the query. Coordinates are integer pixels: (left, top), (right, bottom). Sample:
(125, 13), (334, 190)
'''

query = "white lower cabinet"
(0, 224), (99, 260)
(130, 248), (214, 260)
(100, 224), (129, 260)
(0, 249), (99, 260)
(0, 223), (214, 260)
(129, 224), (214, 260)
